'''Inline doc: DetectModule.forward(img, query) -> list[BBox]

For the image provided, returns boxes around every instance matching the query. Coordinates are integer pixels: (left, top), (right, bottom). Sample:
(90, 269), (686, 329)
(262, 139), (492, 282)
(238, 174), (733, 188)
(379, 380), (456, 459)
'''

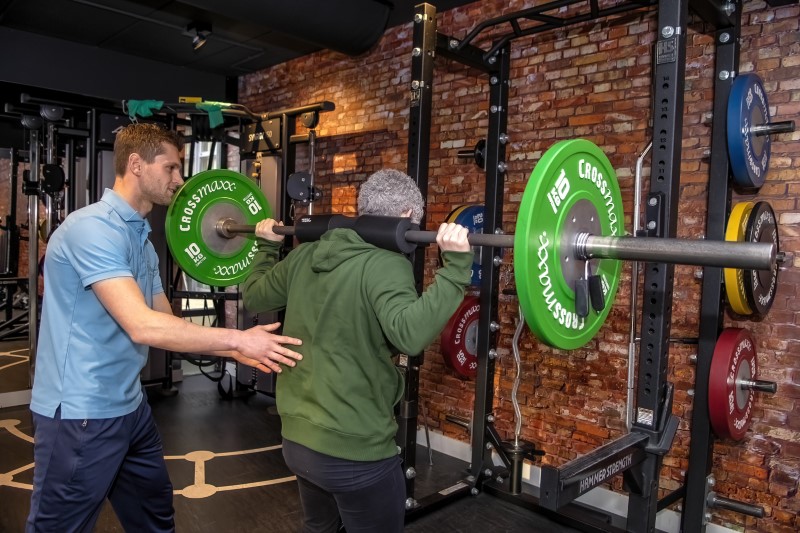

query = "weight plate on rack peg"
(709, 328), (759, 441)
(440, 295), (480, 379)
(743, 201), (779, 317)
(727, 73), (771, 188)
(724, 202), (754, 315)
(447, 205), (489, 286)
(514, 139), (624, 350)
(165, 169), (272, 286)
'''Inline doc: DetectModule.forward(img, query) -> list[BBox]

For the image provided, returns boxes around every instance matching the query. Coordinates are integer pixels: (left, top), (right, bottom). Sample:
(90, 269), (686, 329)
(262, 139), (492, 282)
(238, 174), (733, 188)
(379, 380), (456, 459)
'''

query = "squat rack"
(403, 1), (763, 531)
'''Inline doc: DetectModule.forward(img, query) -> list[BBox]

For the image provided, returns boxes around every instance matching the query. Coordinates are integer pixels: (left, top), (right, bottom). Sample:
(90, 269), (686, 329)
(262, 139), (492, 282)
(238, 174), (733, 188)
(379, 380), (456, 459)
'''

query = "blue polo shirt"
(30, 189), (164, 419)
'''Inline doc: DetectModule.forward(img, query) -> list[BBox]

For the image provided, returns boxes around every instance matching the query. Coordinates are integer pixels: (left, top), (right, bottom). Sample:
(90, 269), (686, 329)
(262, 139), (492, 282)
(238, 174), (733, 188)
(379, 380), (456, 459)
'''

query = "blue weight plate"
(727, 73), (771, 188)
(452, 205), (485, 286)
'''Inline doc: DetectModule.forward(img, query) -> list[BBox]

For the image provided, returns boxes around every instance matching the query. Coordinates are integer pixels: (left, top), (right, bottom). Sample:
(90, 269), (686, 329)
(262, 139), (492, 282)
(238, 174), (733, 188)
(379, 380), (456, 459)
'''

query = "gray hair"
(357, 169), (424, 224)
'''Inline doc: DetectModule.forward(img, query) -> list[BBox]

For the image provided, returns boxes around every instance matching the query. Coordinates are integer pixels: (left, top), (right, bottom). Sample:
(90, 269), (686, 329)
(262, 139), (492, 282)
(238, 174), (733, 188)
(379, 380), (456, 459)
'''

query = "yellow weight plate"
(724, 202), (754, 315)
(445, 205), (468, 223)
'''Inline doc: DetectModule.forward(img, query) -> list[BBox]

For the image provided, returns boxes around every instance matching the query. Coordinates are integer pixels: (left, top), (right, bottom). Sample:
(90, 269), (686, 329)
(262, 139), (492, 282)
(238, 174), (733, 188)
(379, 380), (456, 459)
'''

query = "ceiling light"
(187, 22), (211, 52)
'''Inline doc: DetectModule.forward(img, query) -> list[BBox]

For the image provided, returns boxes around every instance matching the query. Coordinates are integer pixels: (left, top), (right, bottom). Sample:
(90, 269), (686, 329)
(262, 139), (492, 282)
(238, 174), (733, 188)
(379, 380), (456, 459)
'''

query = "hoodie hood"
(311, 228), (377, 273)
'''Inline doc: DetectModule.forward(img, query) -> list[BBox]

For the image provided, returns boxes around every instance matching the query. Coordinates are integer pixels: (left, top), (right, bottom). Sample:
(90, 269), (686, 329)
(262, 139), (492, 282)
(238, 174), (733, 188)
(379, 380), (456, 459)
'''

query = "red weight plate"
(708, 328), (758, 441)
(440, 296), (480, 379)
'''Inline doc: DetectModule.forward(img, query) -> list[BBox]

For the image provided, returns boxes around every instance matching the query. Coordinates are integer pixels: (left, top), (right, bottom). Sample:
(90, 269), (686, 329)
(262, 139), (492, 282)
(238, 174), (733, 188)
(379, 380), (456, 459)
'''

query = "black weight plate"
(743, 202), (779, 317)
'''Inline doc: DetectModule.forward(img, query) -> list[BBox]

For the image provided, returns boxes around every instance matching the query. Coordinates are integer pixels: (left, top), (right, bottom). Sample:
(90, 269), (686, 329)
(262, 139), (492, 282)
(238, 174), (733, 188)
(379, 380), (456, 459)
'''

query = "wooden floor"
(1, 374), (579, 532)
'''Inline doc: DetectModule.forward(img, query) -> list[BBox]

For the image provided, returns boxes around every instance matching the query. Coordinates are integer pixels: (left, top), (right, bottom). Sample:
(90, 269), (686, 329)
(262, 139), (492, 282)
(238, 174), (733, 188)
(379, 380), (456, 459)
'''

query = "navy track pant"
(26, 396), (174, 533)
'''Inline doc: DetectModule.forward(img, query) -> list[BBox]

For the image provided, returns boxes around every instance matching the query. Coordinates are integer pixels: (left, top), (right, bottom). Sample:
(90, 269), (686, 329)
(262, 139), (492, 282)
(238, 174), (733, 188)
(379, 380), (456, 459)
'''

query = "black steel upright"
(470, 42), (510, 480)
(402, 2), (437, 500)
(681, 9), (742, 532)
(625, 0), (688, 530)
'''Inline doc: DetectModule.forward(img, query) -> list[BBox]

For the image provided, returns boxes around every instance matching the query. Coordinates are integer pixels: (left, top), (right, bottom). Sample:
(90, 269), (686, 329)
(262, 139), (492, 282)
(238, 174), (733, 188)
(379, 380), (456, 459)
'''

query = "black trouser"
(282, 438), (405, 533)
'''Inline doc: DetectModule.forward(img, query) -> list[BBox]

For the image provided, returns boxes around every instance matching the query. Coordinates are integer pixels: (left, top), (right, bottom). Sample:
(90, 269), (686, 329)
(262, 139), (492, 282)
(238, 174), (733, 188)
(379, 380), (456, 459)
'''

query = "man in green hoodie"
(242, 168), (472, 533)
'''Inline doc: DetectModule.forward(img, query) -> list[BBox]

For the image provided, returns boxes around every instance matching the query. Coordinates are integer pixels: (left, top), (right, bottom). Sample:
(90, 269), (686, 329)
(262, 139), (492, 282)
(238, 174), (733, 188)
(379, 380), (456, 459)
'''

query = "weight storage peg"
(165, 141), (778, 349)
(707, 492), (765, 519)
(457, 139), (486, 169)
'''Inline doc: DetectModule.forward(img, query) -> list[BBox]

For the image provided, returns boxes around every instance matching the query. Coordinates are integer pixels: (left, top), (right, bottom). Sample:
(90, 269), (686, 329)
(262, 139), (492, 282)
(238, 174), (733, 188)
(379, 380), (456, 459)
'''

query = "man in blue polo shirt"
(27, 123), (303, 532)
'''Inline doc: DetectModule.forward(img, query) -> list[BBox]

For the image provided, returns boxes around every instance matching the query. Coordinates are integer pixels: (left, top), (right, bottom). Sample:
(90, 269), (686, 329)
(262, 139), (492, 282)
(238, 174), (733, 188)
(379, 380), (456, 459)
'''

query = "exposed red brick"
(238, 3), (799, 530)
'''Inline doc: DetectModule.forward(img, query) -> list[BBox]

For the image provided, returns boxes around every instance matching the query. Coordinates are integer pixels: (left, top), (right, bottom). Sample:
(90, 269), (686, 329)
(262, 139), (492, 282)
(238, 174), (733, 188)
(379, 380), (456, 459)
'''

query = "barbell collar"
(751, 120), (795, 137)
(578, 235), (775, 271)
(216, 219), (294, 238)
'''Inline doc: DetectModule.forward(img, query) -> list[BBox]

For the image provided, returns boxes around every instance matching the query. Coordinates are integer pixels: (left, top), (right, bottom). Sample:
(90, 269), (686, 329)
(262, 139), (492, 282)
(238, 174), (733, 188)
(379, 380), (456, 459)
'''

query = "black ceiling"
(0, 0), (476, 77)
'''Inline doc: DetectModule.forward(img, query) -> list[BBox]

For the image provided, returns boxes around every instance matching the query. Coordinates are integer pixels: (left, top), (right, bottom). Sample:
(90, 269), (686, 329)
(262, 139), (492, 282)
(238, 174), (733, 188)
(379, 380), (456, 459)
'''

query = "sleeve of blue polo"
(61, 215), (134, 288)
(152, 264), (164, 294)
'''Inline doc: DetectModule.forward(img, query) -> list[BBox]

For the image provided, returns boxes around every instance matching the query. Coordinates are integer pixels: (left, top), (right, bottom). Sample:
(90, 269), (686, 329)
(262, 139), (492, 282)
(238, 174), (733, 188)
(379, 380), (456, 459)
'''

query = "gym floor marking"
(166, 445), (296, 498)
(0, 348), (29, 372)
(0, 418), (295, 498)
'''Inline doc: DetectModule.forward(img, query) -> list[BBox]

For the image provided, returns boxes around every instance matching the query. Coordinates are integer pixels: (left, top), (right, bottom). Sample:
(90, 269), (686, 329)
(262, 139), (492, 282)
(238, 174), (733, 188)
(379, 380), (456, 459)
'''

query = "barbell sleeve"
(216, 220), (314, 238)
(578, 235), (775, 271)
(217, 221), (257, 237)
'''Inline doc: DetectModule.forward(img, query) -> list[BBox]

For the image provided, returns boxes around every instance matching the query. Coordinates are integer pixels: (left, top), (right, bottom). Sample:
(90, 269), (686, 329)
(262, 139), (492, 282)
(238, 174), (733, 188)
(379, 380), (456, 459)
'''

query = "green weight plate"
(724, 202), (754, 315)
(165, 169), (272, 286)
(743, 201), (779, 317)
(514, 139), (624, 350)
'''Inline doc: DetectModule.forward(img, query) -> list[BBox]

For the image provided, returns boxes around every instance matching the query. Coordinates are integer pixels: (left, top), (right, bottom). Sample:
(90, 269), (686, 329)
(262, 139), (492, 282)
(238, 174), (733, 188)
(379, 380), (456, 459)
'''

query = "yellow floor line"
(0, 419), (34, 443)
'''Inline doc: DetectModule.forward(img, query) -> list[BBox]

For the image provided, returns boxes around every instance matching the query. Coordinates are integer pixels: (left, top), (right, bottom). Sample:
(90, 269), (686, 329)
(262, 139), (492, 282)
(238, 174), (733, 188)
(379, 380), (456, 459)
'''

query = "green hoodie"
(242, 228), (473, 461)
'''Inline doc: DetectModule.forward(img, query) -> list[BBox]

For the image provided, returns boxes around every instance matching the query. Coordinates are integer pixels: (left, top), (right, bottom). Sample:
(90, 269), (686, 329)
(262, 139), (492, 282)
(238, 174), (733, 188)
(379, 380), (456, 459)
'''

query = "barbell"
(165, 139), (780, 349)
(216, 219), (773, 270)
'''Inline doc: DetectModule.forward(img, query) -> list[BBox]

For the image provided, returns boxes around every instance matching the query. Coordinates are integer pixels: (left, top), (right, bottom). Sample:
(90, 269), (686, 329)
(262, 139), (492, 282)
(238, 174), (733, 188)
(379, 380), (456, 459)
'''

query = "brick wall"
(240, 1), (799, 531)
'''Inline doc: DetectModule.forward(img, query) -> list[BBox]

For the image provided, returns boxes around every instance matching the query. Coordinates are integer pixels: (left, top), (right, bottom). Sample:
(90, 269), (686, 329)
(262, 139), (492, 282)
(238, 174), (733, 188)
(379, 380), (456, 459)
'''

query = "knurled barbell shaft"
(404, 229), (515, 248)
(217, 219), (774, 271)
(218, 221), (518, 247)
